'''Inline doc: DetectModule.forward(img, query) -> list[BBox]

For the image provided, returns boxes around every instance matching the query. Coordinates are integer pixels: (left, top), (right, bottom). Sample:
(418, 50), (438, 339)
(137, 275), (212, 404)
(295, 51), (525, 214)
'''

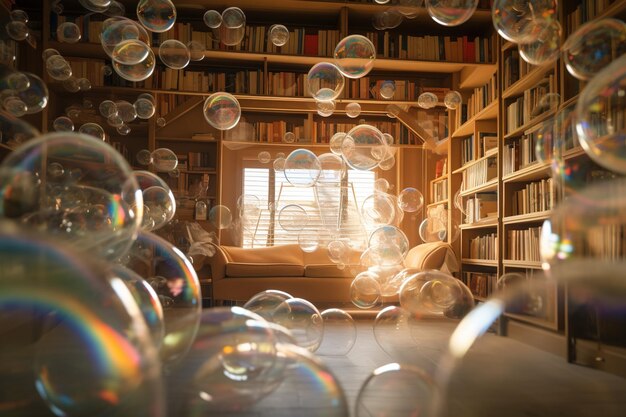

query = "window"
(241, 167), (376, 248)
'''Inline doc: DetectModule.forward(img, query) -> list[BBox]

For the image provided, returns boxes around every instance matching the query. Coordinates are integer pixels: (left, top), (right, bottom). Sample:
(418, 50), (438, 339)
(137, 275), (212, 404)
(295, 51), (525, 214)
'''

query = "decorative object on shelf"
(426, 0), (479, 27)
(136, 0), (177, 33)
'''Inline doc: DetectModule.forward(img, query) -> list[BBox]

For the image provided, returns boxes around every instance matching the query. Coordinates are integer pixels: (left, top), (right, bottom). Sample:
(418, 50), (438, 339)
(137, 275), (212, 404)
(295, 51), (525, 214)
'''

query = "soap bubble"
(369, 225), (410, 258)
(134, 170), (176, 230)
(273, 157), (286, 171)
(47, 56), (73, 83)
(316, 309), (356, 356)
(151, 148), (178, 172)
(362, 241), (405, 267)
(576, 54), (626, 175)
(444, 90), (462, 110)
(107, 113), (124, 128)
(492, 0), (557, 43)
(208, 205), (232, 229)
(318, 152), (344, 183)
(563, 18), (626, 81)
(115, 100), (137, 122)
(0, 132), (142, 260)
(356, 363), (435, 417)
(398, 187), (424, 212)
(62, 77), (81, 92)
(269, 24), (289, 47)
(5, 20), (28, 41)
(219, 7), (246, 46)
(156, 117), (166, 127)
(57, 22), (81, 43)
(112, 38), (151, 65)
(10, 9), (28, 22)
(379, 80), (396, 99)
(101, 17), (151, 59)
(350, 270), (382, 309)
(334, 34), (376, 79)
(400, 270), (474, 315)
(2, 72), (48, 114)
(187, 40), (206, 61)
(42, 47), (60, 61)
(283, 131), (296, 143)
(418, 92), (438, 109)
(243, 290), (293, 321)
(0, 227), (164, 417)
(203, 9), (222, 28)
(79, 123), (106, 140)
(136, 0), (177, 33)
(116, 124), (130, 135)
(329, 132), (346, 155)
(278, 204), (308, 231)
(203, 92), (241, 131)
(123, 231), (201, 364)
(106, 0), (126, 16)
(158, 39), (190, 70)
(258, 151), (271, 163)
(113, 48), (156, 82)
(341, 124), (386, 171)
(5, 71), (29, 91)
(237, 194), (261, 222)
(0, 110), (39, 148)
(419, 217), (447, 242)
(134, 96), (156, 119)
(374, 178), (390, 193)
(3, 97), (26, 116)
(346, 102), (361, 118)
(102, 64), (113, 76)
(426, 0), (478, 26)
(79, 0), (109, 12)
(361, 192), (398, 226)
(317, 99), (336, 117)
(519, 19), (561, 65)
(283, 148), (322, 187)
(82, 99), (94, 109)
(298, 230), (320, 252)
(307, 62), (345, 102)
(53, 116), (74, 132)
(327, 240), (351, 264)
(273, 298), (323, 352)
(78, 77), (91, 91)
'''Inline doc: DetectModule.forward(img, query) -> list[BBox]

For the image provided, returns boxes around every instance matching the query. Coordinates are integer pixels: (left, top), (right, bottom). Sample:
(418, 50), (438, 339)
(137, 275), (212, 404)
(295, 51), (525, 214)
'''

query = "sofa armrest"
(207, 243), (229, 283)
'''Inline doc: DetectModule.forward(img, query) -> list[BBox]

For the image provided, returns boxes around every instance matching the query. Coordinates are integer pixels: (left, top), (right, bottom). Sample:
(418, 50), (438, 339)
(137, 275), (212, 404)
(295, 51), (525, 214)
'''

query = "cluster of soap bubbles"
(202, 7), (247, 46)
(5, 9), (30, 41)
(101, 16), (155, 82)
(0, 69), (48, 117)
(136, 147), (179, 173)
(94, 93), (155, 136)
(42, 49), (93, 92)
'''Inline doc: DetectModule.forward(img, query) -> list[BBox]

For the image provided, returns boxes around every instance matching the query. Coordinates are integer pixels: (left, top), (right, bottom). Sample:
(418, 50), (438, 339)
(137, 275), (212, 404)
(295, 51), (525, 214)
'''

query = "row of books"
(502, 133), (539, 176)
(187, 152), (217, 171)
(434, 158), (447, 178)
(461, 156), (497, 191)
(469, 232), (498, 260)
(585, 224), (626, 261)
(157, 94), (193, 119)
(312, 120), (415, 144)
(65, 57), (106, 87)
(431, 178), (448, 204)
(148, 68), (264, 94)
(507, 226), (542, 262)
(460, 135), (475, 166)
(464, 73), (498, 123)
(243, 121), (306, 143)
(505, 75), (557, 134)
(502, 49), (532, 90)
(463, 271), (496, 298)
(363, 31), (496, 63)
(460, 132), (498, 165)
(509, 178), (555, 217)
(464, 192), (497, 224)
(565, 0), (618, 36)
(419, 109), (449, 142)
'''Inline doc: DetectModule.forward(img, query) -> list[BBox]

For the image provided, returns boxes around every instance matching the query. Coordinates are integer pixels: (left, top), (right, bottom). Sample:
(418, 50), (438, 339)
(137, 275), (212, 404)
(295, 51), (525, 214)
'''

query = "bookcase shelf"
(502, 260), (543, 269)
(460, 218), (498, 230)
(462, 259), (498, 267)
(502, 161), (552, 183)
(459, 177), (498, 197)
(451, 99), (498, 139)
(502, 62), (555, 99)
(503, 109), (556, 140)
(504, 312), (559, 331)
(453, 149), (497, 174)
(502, 210), (551, 225)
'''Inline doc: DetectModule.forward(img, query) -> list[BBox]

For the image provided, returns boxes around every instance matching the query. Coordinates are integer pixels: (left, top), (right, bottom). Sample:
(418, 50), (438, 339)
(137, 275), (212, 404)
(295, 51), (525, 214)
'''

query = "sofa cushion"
(304, 264), (355, 278)
(221, 244), (303, 265)
(226, 262), (304, 277)
(404, 242), (450, 270)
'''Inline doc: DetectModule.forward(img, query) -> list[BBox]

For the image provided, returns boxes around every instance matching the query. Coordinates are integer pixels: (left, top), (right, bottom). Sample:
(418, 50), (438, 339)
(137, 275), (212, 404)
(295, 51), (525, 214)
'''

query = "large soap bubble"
(101, 17), (151, 59)
(283, 148), (322, 187)
(134, 95), (156, 119)
(187, 39), (206, 61)
(46, 54), (72, 80)
(444, 90), (462, 110)
(278, 204), (309, 231)
(0, 110), (39, 148)
(134, 170), (176, 231)
(113, 38), (151, 65)
(317, 99), (336, 117)
(379, 80), (396, 99)
(269, 24), (289, 47)
(0, 132), (142, 260)
(79, 122), (106, 140)
(341, 124), (386, 171)
(209, 205), (232, 229)
(329, 131), (346, 155)
(519, 19), (561, 65)
(0, 226), (164, 417)
(419, 216), (447, 242)
(243, 289), (293, 321)
(0, 72), (48, 114)
(272, 298), (324, 352)
(318, 152), (344, 183)
(418, 92), (438, 109)
(203, 92), (241, 130)
(350, 270), (382, 309)
(369, 225), (410, 258)
(360, 192), (398, 226)
(562, 18), (626, 81)
(316, 308), (356, 356)
(5, 20), (28, 41)
(307, 62), (345, 102)
(220, 7), (246, 46)
(356, 363), (435, 417)
(491, 0), (557, 44)
(333, 34), (376, 79)
(346, 102), (361, 118)
(123, 231), (201, 365)
(57, 22), (81, 43)
(398, 187), (424, 212)
(203, 9), (222, 28)
(113, 48), (156, 82)
(575, 54), (626, 175)
(136, 0), (177, 33)
(151, 148), (178, 172)
(158, 39), (190, 70)
(53, 115), (74, 132)
(426, 0), (478, 26)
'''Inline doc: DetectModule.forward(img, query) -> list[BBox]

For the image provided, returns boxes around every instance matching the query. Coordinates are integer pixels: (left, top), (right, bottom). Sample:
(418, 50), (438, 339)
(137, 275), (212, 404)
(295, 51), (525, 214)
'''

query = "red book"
(304, 34), (319, 56)
(465, 40), (476, 63)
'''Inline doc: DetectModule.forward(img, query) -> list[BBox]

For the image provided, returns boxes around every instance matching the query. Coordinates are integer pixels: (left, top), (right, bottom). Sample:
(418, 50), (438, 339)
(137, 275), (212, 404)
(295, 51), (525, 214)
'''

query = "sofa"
(206, 241), (458, 304)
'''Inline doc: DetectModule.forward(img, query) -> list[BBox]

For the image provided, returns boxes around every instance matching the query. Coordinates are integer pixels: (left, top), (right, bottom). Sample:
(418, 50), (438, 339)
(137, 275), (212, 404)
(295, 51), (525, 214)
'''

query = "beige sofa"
(206, 241), (458, 304)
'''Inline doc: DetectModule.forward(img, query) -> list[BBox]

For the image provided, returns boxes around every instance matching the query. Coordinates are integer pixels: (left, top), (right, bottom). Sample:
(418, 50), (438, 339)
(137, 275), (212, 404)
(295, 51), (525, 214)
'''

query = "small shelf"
(502, 62), (555, 99)
(451, 100), (499, 139)
(559, 94), (579, 111)
(562, 146), (586, 160)
(460, 218), (498, 230)
(427, 200), (447, 209)
(502, 260), (543, 269)
(183, 169), (217, 175)
(503, 110), (556, 140)
(504, 312), (558, 331)
(459, 177), (498, 197)
(431, 174), (448, 183)
(462, 259), (498, 267)
(157, 136), (218, 143)
(453, 149), (498, 174)
(502, 211), (551, 225)
(502, 161), (551, 183)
